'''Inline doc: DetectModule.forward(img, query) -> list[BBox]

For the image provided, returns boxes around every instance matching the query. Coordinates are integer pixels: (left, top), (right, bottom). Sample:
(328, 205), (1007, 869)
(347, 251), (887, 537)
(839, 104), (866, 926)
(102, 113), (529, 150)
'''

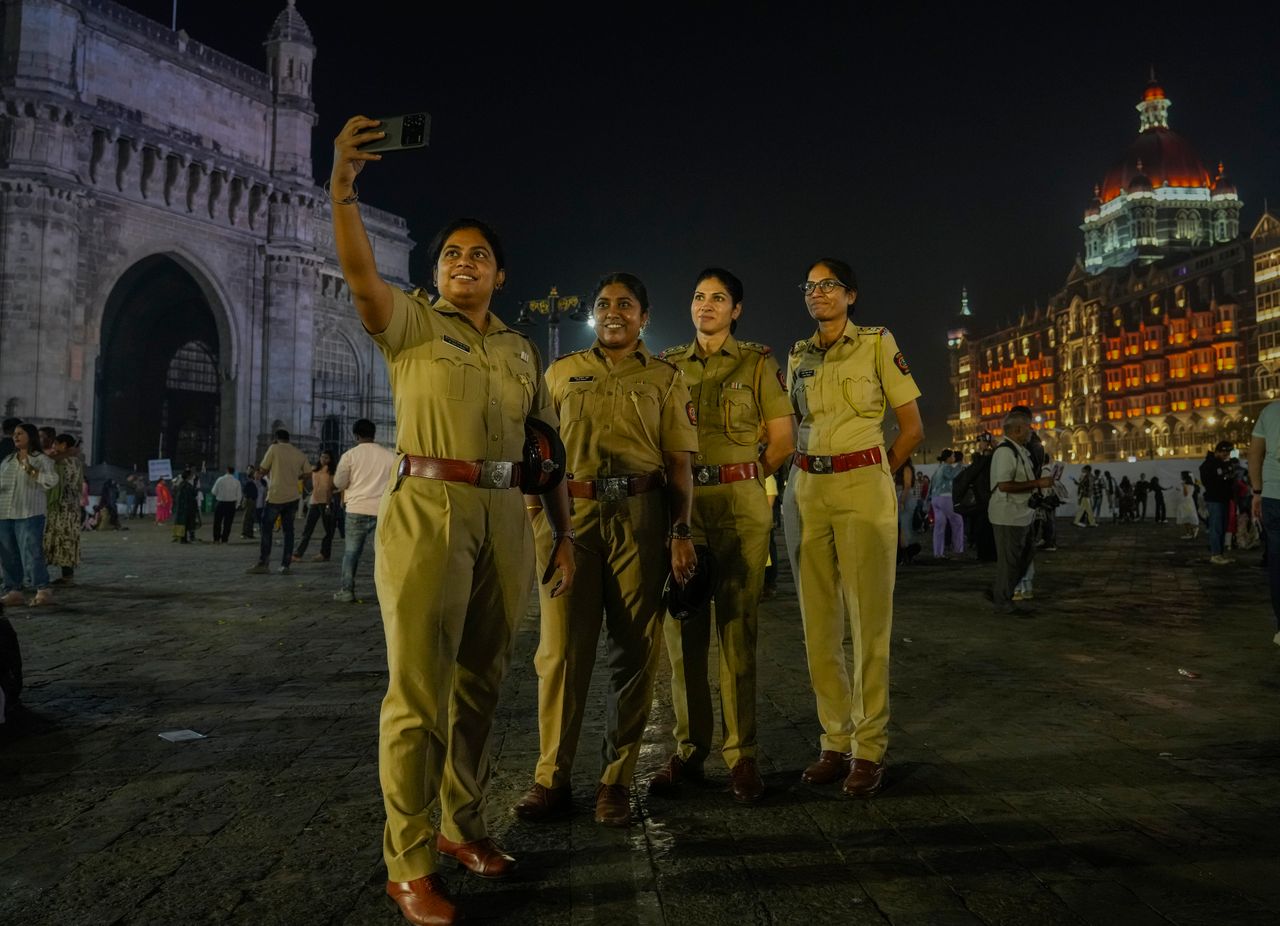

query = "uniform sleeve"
(879, 329), (922, 409)
(528, 343), (558, 429)
(757, 354), (795, 421)
(658, 369), (700, 453)
(258, 445), (275, 474)
(370, 288), (433, 359)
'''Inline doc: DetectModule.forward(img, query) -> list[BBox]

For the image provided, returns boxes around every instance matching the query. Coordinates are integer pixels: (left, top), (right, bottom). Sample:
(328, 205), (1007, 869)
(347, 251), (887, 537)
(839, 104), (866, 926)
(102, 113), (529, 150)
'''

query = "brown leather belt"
(397, 454), (523, 490)
(567, 472), (662, 502)
(793, 447), (882, 474)
(692, 462), (758, 486)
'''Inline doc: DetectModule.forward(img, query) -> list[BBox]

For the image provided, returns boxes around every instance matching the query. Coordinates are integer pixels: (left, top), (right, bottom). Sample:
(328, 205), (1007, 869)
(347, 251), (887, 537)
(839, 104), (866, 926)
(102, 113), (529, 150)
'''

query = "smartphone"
(360, 113), (431, 153)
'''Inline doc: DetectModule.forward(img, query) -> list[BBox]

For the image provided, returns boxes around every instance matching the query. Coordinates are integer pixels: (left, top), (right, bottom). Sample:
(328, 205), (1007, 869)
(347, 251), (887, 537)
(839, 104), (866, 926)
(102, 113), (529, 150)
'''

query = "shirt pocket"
(561, 385), (596, 422)
(791, 373), (820, 418)
(626, 383), (663, 447)
(722, 386), (759, 446)
(503, 360), (535, 419)
(842, 375), (885, 418)
(432, 342), (485, 401)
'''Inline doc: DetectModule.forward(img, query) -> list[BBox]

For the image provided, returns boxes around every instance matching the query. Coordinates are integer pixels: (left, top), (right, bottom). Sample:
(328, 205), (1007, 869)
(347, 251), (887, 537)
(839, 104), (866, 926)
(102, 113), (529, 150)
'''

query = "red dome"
(1099, 127), (1211, 204)
(1142, 80), (1166, 101)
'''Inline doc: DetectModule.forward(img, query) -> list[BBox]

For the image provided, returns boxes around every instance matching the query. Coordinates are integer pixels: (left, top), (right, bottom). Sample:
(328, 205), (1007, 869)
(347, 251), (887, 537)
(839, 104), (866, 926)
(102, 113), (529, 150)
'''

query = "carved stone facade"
(0, 0), (412, 469)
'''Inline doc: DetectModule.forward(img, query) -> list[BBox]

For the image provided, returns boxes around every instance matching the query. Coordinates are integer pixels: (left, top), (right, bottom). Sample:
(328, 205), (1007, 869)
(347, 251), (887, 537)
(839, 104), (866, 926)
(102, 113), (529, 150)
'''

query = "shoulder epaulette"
(791, 339), (810, 354)
(857, 325), (887, 337)
(656, 344), (690, 360)
(555, 347), (590, 362)
(738, 340), (773, 356)
(653, 354), (681, 372)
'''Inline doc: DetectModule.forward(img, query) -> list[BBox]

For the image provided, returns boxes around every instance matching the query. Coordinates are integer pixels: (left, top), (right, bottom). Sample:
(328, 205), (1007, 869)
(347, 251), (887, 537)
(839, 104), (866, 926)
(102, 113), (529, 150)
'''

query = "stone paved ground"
(0, 515), (1277, 926)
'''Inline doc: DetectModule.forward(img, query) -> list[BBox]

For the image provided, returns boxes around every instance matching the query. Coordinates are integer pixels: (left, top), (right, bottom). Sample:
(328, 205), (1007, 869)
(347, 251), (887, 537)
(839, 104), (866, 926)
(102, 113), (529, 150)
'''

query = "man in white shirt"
(332, 418), (396, 602)
(209, 465), (243, 544)
(1248, 398), (1280, 646)
(988, 409), (1053, 614)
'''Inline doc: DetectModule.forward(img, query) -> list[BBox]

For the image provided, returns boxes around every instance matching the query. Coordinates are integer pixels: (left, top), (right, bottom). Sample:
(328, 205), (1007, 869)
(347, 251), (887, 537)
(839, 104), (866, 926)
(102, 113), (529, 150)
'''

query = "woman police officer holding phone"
(783, 258), (923, 798)
(330, 115), (575, 926)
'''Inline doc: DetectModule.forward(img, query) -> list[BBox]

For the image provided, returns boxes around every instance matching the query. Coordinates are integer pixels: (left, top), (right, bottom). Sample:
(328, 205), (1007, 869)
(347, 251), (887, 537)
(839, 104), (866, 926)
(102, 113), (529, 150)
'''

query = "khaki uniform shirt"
(787, 320), (921, 454)
(546, 341), (698, 478)
(372, 288), (555, 460)
(658, 336), (793, 467)
(259, 442), (310, 504)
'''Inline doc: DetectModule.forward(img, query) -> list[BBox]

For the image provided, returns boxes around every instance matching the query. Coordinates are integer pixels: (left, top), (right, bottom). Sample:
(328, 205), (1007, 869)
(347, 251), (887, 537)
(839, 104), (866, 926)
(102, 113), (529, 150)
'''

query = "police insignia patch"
(894, 351), (910, 375)
(686, 402), (698, 426)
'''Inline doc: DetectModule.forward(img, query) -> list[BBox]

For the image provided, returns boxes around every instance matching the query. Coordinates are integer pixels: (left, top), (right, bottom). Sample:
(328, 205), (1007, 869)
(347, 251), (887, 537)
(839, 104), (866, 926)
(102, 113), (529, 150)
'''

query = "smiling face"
(593, 282), (648, 354)
(690, 276), (741, 339)
(434, 227), (505, 308)
(804, 262), (856, 323)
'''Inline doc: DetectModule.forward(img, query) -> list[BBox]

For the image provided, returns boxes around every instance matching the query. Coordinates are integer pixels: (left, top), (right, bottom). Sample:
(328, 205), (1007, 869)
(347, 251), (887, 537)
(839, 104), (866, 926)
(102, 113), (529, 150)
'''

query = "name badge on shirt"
(568, 375), (595, 383)
(520, 350), (529, 363)
(797, 368), (815, 379)
(442, 335), (471, 353)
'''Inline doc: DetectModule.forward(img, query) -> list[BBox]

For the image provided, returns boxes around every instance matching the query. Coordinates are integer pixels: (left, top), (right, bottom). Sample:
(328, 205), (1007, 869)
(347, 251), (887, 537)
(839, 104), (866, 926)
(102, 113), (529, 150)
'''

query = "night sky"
(117, 1), (1280, 448)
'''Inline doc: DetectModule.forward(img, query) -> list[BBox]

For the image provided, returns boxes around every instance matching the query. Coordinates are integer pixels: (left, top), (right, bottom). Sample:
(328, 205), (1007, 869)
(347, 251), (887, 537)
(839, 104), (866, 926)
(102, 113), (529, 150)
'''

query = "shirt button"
(603, 424), (611, 431)
(491, 435), (498, 442)
(490, 398), (497, 405)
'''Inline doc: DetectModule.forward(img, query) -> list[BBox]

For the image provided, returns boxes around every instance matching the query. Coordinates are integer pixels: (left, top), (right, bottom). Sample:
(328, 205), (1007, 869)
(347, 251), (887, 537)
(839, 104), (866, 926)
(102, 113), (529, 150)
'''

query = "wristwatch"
(668, 522), (693, 541)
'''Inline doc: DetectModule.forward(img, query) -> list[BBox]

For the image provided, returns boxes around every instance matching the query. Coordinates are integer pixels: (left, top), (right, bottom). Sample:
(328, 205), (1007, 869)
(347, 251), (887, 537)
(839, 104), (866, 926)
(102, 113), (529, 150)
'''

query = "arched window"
(312, 332), (361, 447)
(1176, 210), (1200, 240)
(166, 341), (218, 393)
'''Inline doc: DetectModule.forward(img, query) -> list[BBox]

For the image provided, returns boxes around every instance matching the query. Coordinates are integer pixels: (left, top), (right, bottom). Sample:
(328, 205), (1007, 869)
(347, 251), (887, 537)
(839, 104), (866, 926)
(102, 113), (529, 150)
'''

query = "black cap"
(521, 417), (566, 494)
(664, 545), (718, 621)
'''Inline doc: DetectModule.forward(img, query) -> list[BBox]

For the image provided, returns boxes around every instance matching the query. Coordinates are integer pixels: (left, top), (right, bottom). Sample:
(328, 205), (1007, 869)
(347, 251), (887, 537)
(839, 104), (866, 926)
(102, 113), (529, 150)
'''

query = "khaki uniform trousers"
(782, 460), (897, 762)
(533, 491), (667, 788)
(375, 477), (534, 882)
(663, 478), (771, 770)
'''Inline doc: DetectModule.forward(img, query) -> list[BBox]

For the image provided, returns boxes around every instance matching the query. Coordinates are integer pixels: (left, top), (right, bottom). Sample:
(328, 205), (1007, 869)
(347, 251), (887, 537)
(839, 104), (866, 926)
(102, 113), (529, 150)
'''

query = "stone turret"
(263, 0), (316, 182)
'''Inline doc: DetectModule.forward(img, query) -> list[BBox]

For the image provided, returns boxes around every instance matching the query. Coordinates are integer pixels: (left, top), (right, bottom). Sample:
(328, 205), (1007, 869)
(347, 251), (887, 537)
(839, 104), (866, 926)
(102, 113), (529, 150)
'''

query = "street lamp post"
(515, 286), (588, 359)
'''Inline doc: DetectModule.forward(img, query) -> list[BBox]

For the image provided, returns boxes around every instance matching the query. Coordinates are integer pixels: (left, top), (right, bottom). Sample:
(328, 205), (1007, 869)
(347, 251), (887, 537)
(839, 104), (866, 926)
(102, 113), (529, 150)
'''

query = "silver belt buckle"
(694, 465), (718, 485)
(809, 455), (831, 474)
(479, 460), (515, 488)
(598, 477), (629, 502)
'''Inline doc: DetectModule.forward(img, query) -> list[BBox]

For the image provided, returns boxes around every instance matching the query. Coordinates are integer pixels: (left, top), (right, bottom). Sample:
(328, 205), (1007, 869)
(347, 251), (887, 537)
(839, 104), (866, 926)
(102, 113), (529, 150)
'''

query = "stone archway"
(95, 255), (228, 470)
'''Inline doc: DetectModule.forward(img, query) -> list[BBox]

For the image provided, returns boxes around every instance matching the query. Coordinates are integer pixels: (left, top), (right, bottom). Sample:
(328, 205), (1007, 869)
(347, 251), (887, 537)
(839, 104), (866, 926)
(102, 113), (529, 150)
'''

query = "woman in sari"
(44, 434), (85, 583)
(154, 479), (173, 524)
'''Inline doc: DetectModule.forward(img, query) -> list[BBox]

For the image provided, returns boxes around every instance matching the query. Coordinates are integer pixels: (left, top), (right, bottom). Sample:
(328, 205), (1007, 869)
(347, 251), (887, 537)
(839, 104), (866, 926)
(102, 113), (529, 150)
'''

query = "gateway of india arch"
(0, 0), (412, 470)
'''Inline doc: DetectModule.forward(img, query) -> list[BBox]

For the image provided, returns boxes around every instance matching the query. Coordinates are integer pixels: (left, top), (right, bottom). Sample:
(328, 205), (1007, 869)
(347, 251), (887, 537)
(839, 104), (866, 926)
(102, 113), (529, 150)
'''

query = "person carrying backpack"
(989, 409), (1054, 614)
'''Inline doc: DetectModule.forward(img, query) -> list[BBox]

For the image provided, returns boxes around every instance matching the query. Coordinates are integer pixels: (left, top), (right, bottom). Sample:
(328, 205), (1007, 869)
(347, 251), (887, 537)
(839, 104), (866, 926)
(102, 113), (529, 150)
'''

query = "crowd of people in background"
(0, 414), (399, 609)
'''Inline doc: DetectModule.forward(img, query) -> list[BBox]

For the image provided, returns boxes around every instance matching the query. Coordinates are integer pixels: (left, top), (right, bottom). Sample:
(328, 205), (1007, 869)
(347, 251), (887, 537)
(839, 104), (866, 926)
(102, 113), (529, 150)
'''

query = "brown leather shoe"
(841, 758), (886, 797)
(436, 834), (516, 879)
(385, 874), (458, 925)
(513, 782), (572, 822)
(647, 753), (703, 797)
(800, 749), (852, 785)
(594, 783), (631, 827)
(729, 757), (765, 804)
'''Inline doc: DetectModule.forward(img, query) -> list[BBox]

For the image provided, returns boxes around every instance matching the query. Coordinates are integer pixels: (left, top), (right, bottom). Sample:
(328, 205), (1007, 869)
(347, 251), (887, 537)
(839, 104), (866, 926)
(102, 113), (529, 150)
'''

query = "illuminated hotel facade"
(947, 80), (1276, 463)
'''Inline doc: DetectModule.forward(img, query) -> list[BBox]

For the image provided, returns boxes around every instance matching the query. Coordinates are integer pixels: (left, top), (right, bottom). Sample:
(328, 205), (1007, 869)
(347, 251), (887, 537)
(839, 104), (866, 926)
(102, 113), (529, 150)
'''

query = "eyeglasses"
(799, 279), (849, 295)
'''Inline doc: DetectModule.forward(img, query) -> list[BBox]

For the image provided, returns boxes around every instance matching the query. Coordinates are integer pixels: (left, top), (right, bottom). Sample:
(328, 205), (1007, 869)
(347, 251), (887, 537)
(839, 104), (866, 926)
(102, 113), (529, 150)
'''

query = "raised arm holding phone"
(330, 115), (573, 926)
